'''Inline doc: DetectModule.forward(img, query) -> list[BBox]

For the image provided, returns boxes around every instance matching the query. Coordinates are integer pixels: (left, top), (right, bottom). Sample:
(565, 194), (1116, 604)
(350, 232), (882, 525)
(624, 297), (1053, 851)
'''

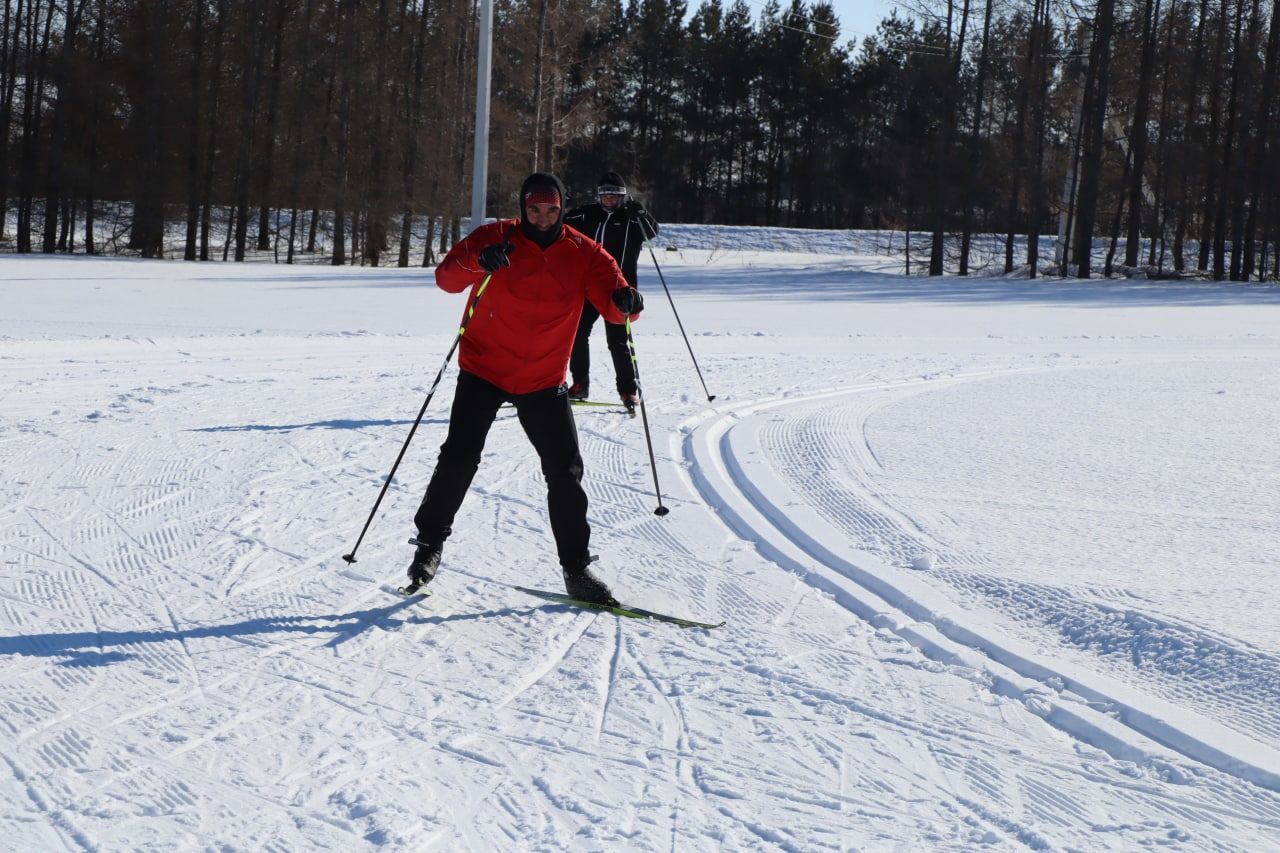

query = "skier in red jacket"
(407, 172), (644, 604)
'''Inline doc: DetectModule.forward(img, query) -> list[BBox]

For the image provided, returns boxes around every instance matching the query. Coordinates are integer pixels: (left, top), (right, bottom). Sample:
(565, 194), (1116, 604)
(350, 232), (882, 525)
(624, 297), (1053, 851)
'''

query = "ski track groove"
(495, 612), (598, 712)
(686, 372), (1280, 817)
(755, 377), (1280, 751)
(593, 619), (623, 746)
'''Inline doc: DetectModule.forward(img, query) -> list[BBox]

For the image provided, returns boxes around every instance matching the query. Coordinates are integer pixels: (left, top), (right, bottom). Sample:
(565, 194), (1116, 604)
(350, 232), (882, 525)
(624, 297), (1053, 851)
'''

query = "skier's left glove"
(621, 199), (647, 219)
(612, 287), (644, 315)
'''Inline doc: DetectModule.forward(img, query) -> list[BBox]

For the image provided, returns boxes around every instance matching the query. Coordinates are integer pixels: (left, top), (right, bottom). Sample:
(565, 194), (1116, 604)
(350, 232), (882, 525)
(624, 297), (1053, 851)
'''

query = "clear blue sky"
(730, 0), (904, 44)
(687, 1), (904, 48)
(824, 0), (902, 43)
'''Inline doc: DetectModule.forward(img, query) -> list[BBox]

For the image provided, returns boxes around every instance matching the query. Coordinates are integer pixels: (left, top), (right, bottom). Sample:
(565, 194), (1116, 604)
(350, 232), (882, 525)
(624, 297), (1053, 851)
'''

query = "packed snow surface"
(3, 231), (1280, 850)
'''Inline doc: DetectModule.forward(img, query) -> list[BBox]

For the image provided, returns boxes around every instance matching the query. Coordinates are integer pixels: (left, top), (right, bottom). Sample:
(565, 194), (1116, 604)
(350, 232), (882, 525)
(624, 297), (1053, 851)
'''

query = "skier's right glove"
(612, 287), (644, 315)
(477, 242), (512, 272)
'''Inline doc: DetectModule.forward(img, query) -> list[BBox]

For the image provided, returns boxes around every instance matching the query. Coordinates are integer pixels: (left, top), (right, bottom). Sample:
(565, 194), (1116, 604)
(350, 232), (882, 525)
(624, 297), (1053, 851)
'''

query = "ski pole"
(636, 217), (716, 403)
(624, 315), (669, 516)
(342, 272), (494, 563)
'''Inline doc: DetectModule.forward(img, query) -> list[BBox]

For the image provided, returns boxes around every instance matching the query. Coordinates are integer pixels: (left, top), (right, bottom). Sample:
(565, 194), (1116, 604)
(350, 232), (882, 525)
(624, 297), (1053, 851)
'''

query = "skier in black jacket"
(563, 171), (659, 413)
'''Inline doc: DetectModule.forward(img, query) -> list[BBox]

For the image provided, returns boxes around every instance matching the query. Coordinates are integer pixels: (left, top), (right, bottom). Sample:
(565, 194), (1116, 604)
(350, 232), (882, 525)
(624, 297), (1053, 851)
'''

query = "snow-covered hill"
(3, 238), (1280, 849)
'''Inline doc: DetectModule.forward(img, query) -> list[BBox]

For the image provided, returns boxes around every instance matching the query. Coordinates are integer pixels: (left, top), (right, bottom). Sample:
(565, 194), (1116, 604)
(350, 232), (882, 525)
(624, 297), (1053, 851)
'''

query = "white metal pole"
(469, 0), (494, 233)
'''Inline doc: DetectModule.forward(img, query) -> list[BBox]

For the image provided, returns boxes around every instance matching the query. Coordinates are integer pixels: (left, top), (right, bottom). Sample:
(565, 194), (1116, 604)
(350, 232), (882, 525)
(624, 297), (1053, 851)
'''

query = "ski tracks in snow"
(5, 326), (1280, 849)
(681, 366), (1280, 845)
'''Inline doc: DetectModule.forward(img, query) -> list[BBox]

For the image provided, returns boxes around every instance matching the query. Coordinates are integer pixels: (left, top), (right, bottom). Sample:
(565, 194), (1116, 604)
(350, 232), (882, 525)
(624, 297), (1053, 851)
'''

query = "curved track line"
(680, 370), (1280, 793)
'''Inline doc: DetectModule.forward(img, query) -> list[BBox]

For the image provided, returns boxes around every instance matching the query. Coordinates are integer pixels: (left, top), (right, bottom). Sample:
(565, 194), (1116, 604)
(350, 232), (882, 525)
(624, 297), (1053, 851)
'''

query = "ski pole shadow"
(0, 600), (532, 667)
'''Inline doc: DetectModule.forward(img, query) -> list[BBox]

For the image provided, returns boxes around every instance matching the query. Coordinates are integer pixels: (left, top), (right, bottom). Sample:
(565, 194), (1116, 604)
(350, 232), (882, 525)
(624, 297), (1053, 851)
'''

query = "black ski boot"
(402, 540), (442, 594)
(620, 391), (638, 417)
(561, 555), (619, 606)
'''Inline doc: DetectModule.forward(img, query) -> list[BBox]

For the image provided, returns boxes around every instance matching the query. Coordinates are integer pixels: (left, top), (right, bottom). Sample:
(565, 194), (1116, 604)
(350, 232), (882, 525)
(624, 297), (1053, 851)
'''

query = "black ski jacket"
(563, 202), (658, 287)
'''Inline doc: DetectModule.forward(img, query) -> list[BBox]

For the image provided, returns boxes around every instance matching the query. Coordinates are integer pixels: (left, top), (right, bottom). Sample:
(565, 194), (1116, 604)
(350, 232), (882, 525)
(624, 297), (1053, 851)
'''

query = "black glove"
(477, 242), (512, 273)
(621, 199), (646, 219)
(612, 287), (644, 315)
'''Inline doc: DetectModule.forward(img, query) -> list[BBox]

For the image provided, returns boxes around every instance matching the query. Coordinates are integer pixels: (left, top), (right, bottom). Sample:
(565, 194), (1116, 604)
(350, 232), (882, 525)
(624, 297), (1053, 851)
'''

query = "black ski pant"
(414, 370), (590, 567)
(569, 299), (636, 396)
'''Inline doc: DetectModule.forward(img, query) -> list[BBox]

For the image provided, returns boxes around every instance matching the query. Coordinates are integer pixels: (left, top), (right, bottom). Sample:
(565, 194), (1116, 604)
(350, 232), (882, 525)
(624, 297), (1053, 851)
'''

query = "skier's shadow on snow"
(190, 409), (520, 433)
(189, 417), (448, 433)
(0, 600), (535, 667)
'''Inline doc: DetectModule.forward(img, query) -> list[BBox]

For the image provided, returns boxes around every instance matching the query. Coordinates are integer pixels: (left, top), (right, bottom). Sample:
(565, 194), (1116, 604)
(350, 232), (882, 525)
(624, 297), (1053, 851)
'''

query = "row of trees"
(1, 0), (482, 264)
(2, 0), (1278, 279)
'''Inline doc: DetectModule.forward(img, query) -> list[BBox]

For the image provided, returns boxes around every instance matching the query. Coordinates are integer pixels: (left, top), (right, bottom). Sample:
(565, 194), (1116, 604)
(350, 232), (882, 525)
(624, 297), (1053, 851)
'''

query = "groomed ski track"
(681, 367), (1280, 794)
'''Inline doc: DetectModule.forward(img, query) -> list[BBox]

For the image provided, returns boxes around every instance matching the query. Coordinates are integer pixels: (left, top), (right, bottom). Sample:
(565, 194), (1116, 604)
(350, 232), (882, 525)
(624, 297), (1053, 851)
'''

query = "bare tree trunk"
(200, 0), (229, 261)
(1058, 61), (1091, 275)
(41, 0), (83, 253)
(17, 0), (54, 254)
(307, 206), (320, 253)
(1106, 143), (1133, 275)
(531, 0), (548, 171)
(1026, 0), (1052, 278)
(541, 24), (557, 175)
(351, 209), (361, 265)
(958, 0), (994, 274)
(1123, 0), (1160, 266)
(364, 0), (393, 267)
(131, 0), (169, 258)
(0, 0), (20, 240)
(1004, 3), (1039, 273)
(1228, 0), (1263, 279)
(1243, 0), (1279, 279)
(399, 0), (430, 267)
(1073, 0), (1118, 278)
(1212, 0), (1246, 280)
(82, 0), (105, 255)
(232, 4), (267, 261)
(905, 217), (912, 275)
(1198, 2), (1231, 270)
(421, 214), (435, 266)
(0, 7), (12, 235)
(1173, 0), (1211, 270)
(256, 0), (288, 252)
(1150, 0), (1179, 270)
(61, 196), (73, 250)
(222, 204), (234, 261)
(184, 0), (205, 260)
(284, 0), (317, 265)
(332, 0), (356, 266)
(928, 0), (971, 276)
(306, 61), (338, 257)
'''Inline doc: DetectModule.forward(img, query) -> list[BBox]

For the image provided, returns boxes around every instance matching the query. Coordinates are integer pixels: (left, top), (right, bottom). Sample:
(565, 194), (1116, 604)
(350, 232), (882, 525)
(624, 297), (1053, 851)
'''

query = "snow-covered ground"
(3, 232), (1280, 850)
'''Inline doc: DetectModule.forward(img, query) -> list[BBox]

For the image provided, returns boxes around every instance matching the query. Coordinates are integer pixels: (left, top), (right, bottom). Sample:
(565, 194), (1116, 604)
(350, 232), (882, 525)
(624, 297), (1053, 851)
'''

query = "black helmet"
(597, 170), (627, 197)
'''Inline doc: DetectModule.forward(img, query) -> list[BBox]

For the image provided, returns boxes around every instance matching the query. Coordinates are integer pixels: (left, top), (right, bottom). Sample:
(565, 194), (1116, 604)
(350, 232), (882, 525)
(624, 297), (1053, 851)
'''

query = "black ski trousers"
(414, 370), (590, 567)
(569, 299), (636, 396)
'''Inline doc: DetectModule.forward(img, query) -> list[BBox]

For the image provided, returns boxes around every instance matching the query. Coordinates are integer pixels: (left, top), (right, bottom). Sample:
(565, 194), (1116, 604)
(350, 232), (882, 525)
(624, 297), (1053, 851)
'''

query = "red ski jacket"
(435, 219), (637, 395)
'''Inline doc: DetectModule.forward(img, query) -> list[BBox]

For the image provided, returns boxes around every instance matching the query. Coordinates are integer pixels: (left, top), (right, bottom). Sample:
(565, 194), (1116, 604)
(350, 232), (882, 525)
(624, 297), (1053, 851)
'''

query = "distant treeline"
(1, 0), (1277, 280)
